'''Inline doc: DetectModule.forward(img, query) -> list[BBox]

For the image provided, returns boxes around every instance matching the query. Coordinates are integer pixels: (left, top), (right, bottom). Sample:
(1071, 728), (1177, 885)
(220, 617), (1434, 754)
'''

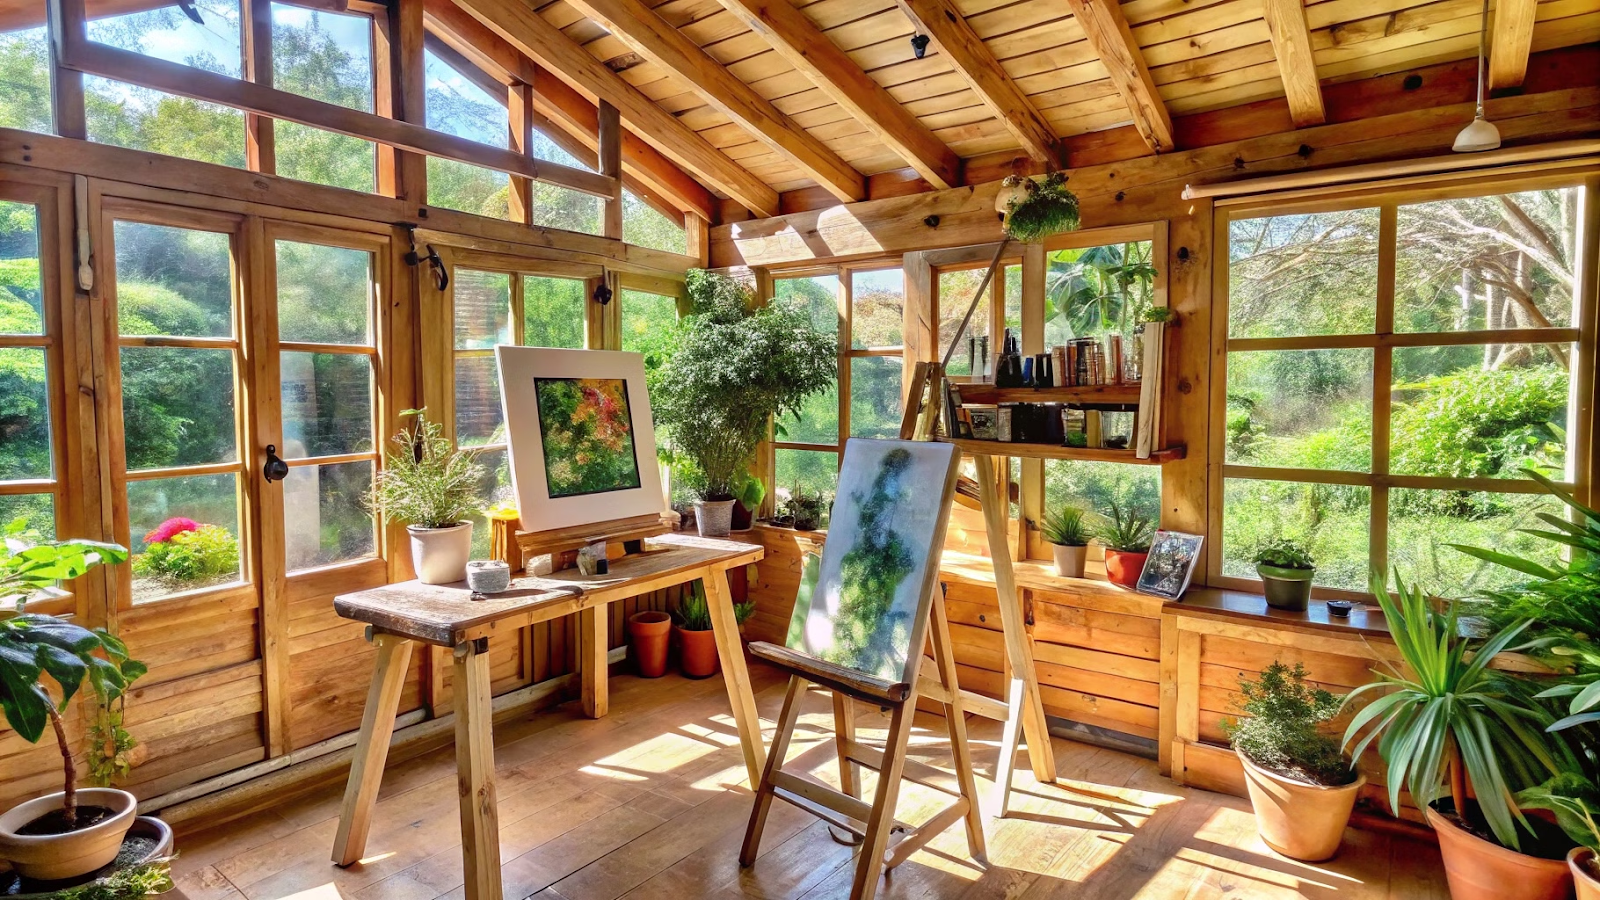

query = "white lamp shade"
(1453, 115), (1501, 152)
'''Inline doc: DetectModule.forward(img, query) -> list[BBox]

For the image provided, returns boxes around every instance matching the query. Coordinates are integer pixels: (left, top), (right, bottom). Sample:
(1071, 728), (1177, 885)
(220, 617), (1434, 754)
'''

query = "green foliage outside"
(1224, 661), (1353, 786)
(132, 524), (239, 583)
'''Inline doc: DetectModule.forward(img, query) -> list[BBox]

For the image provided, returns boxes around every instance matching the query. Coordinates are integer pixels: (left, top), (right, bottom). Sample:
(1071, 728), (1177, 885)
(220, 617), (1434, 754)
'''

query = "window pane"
(0, 200), (43, 334)
(776, 275), (839, 337)
(455, 270), (512, 350)
(120, 347), (236, 470)
(1222, 478), (1370, 591)
(1390, 345), (1571, 479)
(1228, 209), (1379, 338)
(1044, 241), (1155, 350)
(130, 472), (242, 602)
(525, 131), (600, 236)
(1043, 460), (1160, 528)
(88, 0), (241, 75)
(0, 26), (51, 133)
(1389, 488), (1563, 598)
(284, 460), (375, 571)
(1225, 348), (1372, 472)
(0, 493), (54, 539)
(455, 356), (501, 447)
(276, 123), (376, 193)
(849, 356), (902, 439)
(86, 78), (246, 167)
(1396, 188), (1579, 332)
(466, 447), (509, 561)
(280, 352), (373, 458)
(0, 348), (50, 480)
(522, 276), (585, 349)
(775, 275), (838, 443)
(277, 241), (371, 345)
(851, 268), (902, 349)
(428, 158), (511, 220)
(623, 190), (686, 254)
(775, 449), (836, 523)
(271, 6), (371, 110)
(426, 49), (513, 220)
(114, 223), (234, 338)
(940, 268), (990, 377)
(620, 290), (677, 355)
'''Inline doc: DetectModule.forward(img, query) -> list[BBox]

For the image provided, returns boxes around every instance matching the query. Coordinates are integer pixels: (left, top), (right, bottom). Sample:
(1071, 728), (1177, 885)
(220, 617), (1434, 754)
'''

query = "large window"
(270, 4), (378, 192)
(1215, 180), (1588, 598)
(0, 195), (58, 548)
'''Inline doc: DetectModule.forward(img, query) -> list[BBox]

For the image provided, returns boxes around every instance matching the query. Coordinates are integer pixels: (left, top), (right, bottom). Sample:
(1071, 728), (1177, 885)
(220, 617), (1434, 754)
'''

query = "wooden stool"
(740, 585), (987, 900)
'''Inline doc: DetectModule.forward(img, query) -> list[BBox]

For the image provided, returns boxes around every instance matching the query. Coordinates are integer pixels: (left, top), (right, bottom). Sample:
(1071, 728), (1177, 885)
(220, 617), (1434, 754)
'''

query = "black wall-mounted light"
(593, 281), (614, 306)
(910, 34), (930, 59)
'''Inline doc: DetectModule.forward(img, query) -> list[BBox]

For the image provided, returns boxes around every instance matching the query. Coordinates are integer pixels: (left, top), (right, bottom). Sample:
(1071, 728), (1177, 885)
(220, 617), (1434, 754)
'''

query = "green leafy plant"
(675, 582), (713, 632)
(133, 524), (238, 582)
(1255, 538), (1315, 571)
(369, 409), (485, 529)
(1041, 506), (1091, 547)
(1341, 569), (1568, 851)
(1224, 661), (1354, 786)
(1098, 500), (1154, 552)
(1519, 773), (1600, 853)
(1002, 173), (1081, 243)
(734, 599), (757, 627)
(1, 537), (128, 609)
(650, 271), (835, 500)
(737, 477), (766, 514)
(86, 701), (139, 788)
(50, 858), (174, 899)
(786, 488), (827, 530)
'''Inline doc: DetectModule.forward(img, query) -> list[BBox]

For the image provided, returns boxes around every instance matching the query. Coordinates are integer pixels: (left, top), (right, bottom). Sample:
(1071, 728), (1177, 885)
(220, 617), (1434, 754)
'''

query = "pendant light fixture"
(1453, 0), (1501, 152)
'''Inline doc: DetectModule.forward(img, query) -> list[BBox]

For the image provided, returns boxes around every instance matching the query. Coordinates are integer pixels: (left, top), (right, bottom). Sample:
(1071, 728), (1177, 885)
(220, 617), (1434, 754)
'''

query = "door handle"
(263, 445), (289, 483)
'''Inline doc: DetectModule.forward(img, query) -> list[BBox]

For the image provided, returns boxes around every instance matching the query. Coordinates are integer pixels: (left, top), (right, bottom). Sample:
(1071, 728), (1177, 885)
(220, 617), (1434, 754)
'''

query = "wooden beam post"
(243, 0), (276, 172)
(599, 99), (623, 241)
(508, 80), (534, 225)
(1488, 0), (1538, 89)
(1060, 0), (1175, 153)
(45, 0), (86, 139)
(377, 0), (428, 202)
(1260, 0), (1325, 128)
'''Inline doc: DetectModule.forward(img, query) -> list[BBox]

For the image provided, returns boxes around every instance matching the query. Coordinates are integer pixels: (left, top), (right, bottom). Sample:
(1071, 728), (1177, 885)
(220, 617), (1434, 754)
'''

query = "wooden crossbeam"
(895, 0), (1063, 168)
(716, 0), (961, 190)
(451, 0), (779, 217)
(1489, 0), (1538, 89)
(564, 0), (865, 204)
(1060, 0), (1175, 153)
(1260, 0), (1325, 127)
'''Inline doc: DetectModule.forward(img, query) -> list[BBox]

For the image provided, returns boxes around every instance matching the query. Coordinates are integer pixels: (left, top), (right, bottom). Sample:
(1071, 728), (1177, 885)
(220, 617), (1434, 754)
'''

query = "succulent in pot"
(1223, 661), (1362, 861)
(786, 489), (828, 532)
(1097, 500), (1154, 589)
(1040, 506), (1092, 579)
(1255, 538), (1316, 611)
(0, 538), (149, 882)
(369, 410), (484, 585)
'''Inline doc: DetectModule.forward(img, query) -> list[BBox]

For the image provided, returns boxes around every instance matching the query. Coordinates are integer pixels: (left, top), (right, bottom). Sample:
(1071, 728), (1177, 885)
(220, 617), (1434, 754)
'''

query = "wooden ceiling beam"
(715, 0), (961, 190)
(895, 0), (1063, 168)
(450, 0), (778, 217)
(562, 0), (865, 204)
(1260, 0), (1325, 127)
(1488, 0), (1537, 89)
(1059, 0), (1175, 153)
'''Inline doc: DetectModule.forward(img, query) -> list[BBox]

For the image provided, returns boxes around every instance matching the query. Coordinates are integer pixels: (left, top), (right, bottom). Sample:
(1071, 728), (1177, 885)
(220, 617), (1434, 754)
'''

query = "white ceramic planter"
(408, 522), (473, 584)
(0, 788), (138, 880)
(695, 499), (736, 537)
(1050, 543), (1088, 578)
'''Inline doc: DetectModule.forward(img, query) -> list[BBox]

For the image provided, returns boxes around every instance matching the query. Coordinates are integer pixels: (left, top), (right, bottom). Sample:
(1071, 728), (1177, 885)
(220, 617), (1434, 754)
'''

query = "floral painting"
(533, 377), (643, 498)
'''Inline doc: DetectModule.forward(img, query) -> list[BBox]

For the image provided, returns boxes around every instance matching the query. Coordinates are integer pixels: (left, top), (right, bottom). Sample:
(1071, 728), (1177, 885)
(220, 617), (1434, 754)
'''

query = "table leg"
(703, 567), (766, 787)
(579, 604), (608, 718)
(454, 639), (503, 900)
(332, 633), (414, 866)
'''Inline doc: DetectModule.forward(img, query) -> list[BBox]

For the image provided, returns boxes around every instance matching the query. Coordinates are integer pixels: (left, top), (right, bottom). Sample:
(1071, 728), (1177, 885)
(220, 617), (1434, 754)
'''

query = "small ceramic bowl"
(466, 560), (511, 593)
(1326, 600), (1355, 618)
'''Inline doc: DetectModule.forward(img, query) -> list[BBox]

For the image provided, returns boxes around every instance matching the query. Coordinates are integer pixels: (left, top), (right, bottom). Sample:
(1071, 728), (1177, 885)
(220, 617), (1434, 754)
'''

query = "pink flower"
(145, 517), (199, 544)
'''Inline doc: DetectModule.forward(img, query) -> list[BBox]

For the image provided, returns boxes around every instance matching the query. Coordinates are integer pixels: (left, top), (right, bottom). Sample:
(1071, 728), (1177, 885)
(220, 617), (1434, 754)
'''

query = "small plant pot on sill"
(1104, 549), (1147, 589)
(1570, 847), (1600, 900)
(1257, 564), (1314, 611)
(1237, 750), (1364, 862)
(0, 788), (138, 881)
(1426, 804), (1573, 900)
(676, 626), (720, 678)
(1050, 543), (1088, 579)
(695, 499), (736, 538)
(628, 611), (672, 678)
(408, 522), (473, 585)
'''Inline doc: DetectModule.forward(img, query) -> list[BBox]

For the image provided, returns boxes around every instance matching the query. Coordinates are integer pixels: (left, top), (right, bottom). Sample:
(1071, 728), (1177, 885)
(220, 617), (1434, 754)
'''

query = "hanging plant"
(1001, 172), (1081, 243)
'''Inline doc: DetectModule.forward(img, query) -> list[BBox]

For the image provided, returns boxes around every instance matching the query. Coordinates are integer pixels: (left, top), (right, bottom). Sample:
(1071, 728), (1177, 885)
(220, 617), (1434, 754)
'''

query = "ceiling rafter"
(1488, 0), (1538, 89)
(561, 0), (866, 204)
(1059, 0), (1176, 153)
(1260, 0), (1325, 127)
(715, 0), (963, 190)
(451, 0), (780, 216)
(895, 0), (1064, 168)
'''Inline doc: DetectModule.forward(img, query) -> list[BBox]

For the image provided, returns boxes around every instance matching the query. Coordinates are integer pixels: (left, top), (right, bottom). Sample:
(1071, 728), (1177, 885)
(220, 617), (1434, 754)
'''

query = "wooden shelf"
(942, 437), (1185, 464)
(951, 382), (1143, 405)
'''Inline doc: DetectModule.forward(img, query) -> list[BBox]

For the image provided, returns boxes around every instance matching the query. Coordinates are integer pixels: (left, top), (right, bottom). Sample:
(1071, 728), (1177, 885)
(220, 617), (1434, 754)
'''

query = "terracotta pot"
(1237, 750), (1364, 862)
(1258, 563), (1314, 611)
(0, 788), (138, 881)
(695, 499), (736, 537)
(1104, 549), (1148, 588)
(1571, 848), (1600, 900)
(628, 611), (672, 678)
(677, 626), (720, 678)
(1426, 805), (1573, 900)
(408, 522), (473, 585)
(1050, 543), (1088, 579)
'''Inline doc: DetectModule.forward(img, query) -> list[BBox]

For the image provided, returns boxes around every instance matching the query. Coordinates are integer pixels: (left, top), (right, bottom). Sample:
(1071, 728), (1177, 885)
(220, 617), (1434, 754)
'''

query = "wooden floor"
(168, 662), (1448, 900)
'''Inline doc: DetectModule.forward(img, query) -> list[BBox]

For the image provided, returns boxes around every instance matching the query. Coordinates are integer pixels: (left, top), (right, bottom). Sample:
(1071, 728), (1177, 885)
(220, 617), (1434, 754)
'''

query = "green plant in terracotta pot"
(1255, 538), (1316, 611)
(1520, 775), (1600, 899)
(1224, 661), (1363, 862)
(673, 581), (753, 678)
(1097, 500), (1153, 589)
(1041, 506), (1092, 579)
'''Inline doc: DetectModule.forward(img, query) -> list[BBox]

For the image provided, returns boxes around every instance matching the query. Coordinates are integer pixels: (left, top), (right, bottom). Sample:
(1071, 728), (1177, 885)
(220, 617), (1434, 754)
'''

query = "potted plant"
(1520, 775), (1600, 900)
(1098, 500), (1153, 589)
(1256, 538), (1316, 611)
(1223, 661), (1363, 861)
(1041, 506), (1091, 578)
(1342, 570), (1575, 900)
(674, 582), (720, 678)
(370, 410), (484, 585)
(0, 538), (149, 881)
(786, 489), (827, 532)
(731, 478), (765, 533)
(649, 271), (835, 538)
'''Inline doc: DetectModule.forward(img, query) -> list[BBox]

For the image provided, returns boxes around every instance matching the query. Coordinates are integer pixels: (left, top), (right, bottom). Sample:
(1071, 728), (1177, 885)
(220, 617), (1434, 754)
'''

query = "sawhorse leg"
(454, 638), (503, 900)
(333, 632), (414, 866)
(705, 568), (767, 787)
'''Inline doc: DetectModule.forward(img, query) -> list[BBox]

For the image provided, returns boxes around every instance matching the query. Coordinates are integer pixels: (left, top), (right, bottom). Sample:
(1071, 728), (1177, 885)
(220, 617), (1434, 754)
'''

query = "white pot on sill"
(408, 521), (473, 585)
(1050, 543), (1088, 579)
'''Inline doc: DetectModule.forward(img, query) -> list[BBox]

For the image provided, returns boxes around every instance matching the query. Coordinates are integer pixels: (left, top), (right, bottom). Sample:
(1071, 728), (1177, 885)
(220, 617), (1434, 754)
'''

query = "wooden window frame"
(1206, 170), (1600, 600)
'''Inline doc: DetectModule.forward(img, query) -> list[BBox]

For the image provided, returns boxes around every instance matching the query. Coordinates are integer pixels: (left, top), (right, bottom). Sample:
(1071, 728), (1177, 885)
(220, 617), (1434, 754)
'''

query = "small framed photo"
(1137, 530), (1204, 600)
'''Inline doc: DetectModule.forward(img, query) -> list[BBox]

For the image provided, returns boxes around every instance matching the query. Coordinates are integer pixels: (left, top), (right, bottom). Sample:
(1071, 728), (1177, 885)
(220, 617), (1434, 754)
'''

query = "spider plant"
(1041, 506), (1091, 547)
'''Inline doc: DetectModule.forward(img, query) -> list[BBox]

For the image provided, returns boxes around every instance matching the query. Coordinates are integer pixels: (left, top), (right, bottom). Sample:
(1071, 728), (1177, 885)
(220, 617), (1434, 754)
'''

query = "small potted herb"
(1098, 500), (1154, 589)
(1224, 661), (1363, 862)
(1520, 775), (1600, 899)
(1255, 538), (1316, 611)
(369, 410), (484, 585)
(672, 582), (755, 678)
(1041, 506), (1091, 578)
(786, 489), (827, 532)
(730, 477), (765, 533)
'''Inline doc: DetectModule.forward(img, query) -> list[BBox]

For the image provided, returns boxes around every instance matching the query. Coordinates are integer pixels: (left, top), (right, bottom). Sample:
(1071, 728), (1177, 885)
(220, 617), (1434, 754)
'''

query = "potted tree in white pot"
(650, 271), (835, 538)
(371, 410), (484, 584)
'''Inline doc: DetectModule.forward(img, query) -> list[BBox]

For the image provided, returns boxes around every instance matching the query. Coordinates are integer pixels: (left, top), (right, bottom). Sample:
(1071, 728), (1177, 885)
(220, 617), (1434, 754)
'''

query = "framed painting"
(1137, 530), (1204, 600)
(788, 438), (961, 684)
(495, 346), (665, 533)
